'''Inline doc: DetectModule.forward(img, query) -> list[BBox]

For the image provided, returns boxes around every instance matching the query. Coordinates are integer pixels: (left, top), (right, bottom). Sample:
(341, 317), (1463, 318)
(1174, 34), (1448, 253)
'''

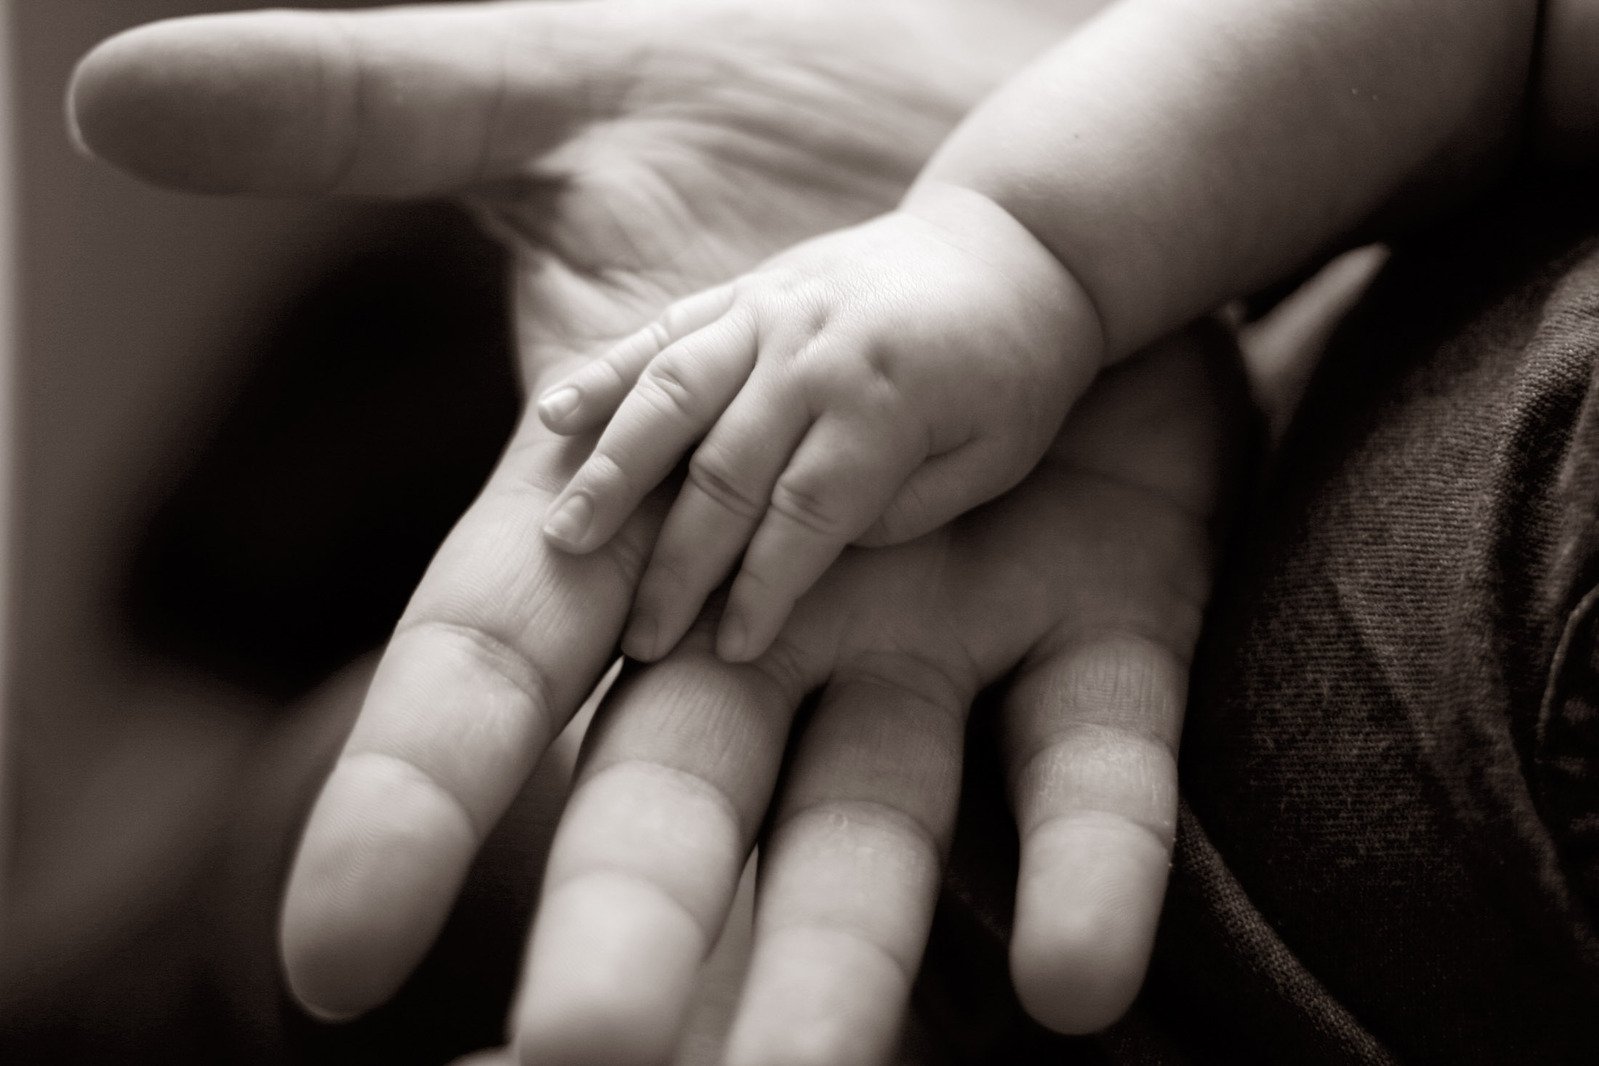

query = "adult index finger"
(280, 412), (656, 1021)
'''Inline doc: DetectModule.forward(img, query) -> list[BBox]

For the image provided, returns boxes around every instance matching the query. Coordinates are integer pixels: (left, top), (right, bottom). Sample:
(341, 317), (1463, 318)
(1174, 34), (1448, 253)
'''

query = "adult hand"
(68, 0), (1230, 1058)
(492, 332), (1234, 1064)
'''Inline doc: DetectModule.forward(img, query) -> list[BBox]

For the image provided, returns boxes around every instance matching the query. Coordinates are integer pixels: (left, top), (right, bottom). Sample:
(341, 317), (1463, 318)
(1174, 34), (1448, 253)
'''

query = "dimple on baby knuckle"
(788, 346), (880, 414)
(638, 358), (702, 420)
(856, 338), (903, 384)
(769, 474), (850, 537)
(686, 451), (765, 519)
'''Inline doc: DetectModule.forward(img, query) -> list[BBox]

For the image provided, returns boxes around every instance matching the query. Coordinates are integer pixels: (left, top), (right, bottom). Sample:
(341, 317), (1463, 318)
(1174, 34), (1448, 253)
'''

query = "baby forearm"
(908, 0), (1539, 359)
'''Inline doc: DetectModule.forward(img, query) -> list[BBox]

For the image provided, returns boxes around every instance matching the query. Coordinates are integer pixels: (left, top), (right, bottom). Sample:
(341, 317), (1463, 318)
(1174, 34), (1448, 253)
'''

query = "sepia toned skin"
(69, 4), (1201, 1058)
(536, 198), (1099, 664)
(534, 0), (1546, 668)
(65, 0), (1599, 1063)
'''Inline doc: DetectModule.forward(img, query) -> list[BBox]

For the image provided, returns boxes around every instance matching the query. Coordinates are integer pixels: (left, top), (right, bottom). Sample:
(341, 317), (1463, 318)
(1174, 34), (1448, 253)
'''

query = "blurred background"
(0, 2), (529, 1057)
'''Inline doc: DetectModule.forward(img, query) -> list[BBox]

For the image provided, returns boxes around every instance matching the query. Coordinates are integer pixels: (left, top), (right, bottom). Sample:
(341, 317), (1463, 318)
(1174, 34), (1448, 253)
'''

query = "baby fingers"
(621, 377), (810, 662)
(542, 308), (757, 553)
(536, 285), (737, 434)
(716, 416), (928, 662)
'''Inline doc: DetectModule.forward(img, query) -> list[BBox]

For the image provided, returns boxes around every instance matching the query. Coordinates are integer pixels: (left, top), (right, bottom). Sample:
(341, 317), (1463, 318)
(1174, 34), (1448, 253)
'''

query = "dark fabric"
(1157, 178), (1599, 1064)
(926, 179), (1599, 1064)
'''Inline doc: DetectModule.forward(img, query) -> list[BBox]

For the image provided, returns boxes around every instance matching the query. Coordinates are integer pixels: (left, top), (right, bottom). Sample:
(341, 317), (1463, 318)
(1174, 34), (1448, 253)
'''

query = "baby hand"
(538, 190), (1104, 662)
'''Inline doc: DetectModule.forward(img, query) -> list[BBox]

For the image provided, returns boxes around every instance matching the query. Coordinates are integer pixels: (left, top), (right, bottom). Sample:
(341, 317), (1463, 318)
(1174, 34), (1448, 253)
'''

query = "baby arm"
(906, 0), (1539, 358)
(538, 0), (1539, 666)
(539, 202), (1101, 662)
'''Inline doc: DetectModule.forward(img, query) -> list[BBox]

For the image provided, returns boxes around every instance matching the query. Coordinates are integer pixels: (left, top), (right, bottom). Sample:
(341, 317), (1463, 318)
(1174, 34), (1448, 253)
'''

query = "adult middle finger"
(510, 637), (806, 1064)
(280, 411), (658, 1020)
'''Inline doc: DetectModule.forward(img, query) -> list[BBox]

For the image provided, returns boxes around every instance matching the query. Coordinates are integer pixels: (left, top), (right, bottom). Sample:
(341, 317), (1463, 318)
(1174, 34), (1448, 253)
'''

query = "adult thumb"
(67, 2), (631, 197)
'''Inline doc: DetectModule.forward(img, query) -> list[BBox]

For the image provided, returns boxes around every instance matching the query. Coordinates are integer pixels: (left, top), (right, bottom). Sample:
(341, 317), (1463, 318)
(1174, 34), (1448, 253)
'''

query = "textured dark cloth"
(925, 180), (1599, 1064)
(1160, 178), (1599, 1064)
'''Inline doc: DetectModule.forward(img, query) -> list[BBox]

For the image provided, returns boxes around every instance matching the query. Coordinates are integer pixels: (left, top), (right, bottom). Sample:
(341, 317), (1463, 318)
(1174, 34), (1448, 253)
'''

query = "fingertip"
(1008, 822), (1166, 1034)
(511, 878), (704, 1066)
(626, 563), (712, 664)
(620, 612), (661, 662)
(717, 582), (796, 663)
(279, 758), (480, 1022)
(294, 995), (362, 1027)
(278, 864), (420, 1024)
(68, 12), (350, 192)
(715, 612), (755, 663)
(542, 494), (596, 552)
(853, 506), (935, 548)
(280, 869), (381, 1024)
(540, 528), (584, 553)
(536, 386), (584, 432)
(723, 930), (907, 1066)
(64, 81), (92, 161)
(1008, 913), (1148, 1035)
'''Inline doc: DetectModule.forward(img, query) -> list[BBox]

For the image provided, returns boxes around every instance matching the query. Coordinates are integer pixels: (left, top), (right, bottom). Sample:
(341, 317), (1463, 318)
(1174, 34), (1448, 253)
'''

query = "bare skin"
(63, 0), (1599, 1062)
(538, 198), (1098, 663)
(71, 4), (1197, 1056)
(535, 0), (1548, 667)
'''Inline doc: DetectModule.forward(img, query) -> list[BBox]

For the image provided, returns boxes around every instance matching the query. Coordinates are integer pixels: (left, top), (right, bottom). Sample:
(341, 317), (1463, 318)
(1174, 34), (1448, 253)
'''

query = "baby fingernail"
(538, 386), (581, 424)
(543, 494), (592, 547)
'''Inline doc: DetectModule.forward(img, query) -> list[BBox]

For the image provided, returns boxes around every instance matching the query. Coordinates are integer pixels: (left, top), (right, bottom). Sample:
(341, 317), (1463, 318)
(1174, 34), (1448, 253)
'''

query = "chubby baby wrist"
(901, 181), (1109, 369)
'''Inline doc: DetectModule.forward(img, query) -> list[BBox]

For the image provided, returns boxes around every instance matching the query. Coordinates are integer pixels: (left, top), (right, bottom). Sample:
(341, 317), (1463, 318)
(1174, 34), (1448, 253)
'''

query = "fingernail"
(543, 494), (592, 547)
(622, 613), (658, 661)
(718, 613), (748, 662)
(537, 386), (581, 424)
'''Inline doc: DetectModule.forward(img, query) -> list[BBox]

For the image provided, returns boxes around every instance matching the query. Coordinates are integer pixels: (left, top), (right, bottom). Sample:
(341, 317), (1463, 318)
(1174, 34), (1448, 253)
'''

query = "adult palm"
(70, 1), (1227, 1062)
(76, 0), (1094, 378)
